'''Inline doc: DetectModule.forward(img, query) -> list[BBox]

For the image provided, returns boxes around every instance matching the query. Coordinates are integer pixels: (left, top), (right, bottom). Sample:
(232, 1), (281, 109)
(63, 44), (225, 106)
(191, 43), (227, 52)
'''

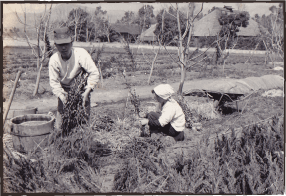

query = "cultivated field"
(3, 44), (284, 194)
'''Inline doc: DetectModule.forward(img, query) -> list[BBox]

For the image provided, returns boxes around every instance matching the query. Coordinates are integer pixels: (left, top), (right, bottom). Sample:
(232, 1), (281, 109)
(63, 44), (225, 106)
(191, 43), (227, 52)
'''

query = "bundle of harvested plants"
(188, 101), (220, 120)
(130, 88), (140, 117)
(113, 137), (167, 192)
(173, 94), (195, 128)
(61, 69), (89, 136)
(3, 143), (102, 193)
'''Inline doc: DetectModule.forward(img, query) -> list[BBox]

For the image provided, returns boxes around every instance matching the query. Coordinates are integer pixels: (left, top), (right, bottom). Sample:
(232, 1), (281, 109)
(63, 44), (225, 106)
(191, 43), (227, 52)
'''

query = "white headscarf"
(153, 84), (175, 100)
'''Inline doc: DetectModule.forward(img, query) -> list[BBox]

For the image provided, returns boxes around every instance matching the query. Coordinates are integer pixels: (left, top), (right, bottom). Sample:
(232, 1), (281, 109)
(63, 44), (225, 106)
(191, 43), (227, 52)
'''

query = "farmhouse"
(192, 7), (266, 48)
(110, 24), (141, 42)
(139, 6), (264, 47)
(192, 7), (262, 37)
(139, 23), (157, 43)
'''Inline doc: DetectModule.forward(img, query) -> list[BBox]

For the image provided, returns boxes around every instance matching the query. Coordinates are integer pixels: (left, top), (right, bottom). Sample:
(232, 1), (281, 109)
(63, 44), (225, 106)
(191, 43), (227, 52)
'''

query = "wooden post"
(98, 60), (103, 88)
(3, 71), (22, 126)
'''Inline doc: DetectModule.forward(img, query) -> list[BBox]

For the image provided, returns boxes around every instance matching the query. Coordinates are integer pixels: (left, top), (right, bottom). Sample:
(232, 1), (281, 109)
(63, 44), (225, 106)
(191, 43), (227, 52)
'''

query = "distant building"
(192, 7), (262, 37)
(191, 6), (269, 49)
(139, 23), (157, 43)
(110, 24), (141, 42)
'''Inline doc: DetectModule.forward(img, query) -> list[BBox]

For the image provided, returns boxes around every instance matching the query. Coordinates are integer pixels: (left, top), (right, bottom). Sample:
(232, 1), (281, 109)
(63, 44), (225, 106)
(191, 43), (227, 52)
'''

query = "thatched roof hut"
(193, 7), (263, 37)
(109, 24), (141, 42)
(110, 24), (141, 35)
(237, 19), (261, 36)
(192, 9), (222, 36)
(139, 24), (157, 42)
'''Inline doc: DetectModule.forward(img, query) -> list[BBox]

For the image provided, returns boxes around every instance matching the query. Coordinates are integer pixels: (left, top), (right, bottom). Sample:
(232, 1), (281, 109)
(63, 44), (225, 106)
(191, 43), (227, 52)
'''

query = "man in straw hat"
(140, 84), (185, 141)
(49, 27), (99, 130)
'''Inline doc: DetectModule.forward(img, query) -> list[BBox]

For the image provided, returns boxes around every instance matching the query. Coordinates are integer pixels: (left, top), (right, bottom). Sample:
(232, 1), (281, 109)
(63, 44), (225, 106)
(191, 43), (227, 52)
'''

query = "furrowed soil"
(2, 45), (284, 193)
(3, 46), (283, 112)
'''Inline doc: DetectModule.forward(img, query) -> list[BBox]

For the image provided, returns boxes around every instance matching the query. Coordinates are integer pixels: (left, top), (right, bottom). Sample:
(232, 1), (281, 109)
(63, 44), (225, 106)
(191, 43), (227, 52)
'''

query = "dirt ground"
(2, 48), (283, 121)
(3, 45), (284, 193)
(3, 46), (283, 133)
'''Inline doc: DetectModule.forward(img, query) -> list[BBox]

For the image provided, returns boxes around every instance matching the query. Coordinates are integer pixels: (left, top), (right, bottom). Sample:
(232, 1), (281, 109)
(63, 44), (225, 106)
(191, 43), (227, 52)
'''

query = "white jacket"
(158, 99), (186, 132)
(49, 47), (99, 98)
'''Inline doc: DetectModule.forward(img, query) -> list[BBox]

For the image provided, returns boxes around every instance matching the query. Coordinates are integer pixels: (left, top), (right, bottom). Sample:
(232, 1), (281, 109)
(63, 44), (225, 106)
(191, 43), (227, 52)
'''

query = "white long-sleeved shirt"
(49, 47), (99, 98)
(158, 98), (186, 132)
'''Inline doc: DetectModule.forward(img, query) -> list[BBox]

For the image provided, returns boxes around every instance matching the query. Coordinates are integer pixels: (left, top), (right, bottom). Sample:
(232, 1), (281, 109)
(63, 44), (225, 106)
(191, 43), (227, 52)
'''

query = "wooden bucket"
(4, 107), (38, 134)
(6, 106), (38, 120)
(10, 114), (55, 153)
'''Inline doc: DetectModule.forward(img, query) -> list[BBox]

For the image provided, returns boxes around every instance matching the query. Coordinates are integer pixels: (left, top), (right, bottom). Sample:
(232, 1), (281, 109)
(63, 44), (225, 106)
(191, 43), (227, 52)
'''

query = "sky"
(3, 2), (281, 17)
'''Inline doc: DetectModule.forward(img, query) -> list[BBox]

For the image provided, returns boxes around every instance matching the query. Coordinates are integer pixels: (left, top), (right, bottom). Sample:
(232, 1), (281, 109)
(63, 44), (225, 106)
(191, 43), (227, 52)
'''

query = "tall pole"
(3, 71), (22, 126)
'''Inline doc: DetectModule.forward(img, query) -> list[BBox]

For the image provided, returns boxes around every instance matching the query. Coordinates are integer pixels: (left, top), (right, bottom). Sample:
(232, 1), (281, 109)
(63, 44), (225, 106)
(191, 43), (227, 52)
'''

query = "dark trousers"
(147, 111), (184, 141)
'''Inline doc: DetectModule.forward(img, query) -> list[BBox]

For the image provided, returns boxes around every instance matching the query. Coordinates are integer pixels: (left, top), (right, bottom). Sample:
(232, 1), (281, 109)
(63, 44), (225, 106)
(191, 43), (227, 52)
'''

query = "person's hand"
(82, 87), (92, 107)
(59, 94), (67, 105)
(139, 118), (149, 126)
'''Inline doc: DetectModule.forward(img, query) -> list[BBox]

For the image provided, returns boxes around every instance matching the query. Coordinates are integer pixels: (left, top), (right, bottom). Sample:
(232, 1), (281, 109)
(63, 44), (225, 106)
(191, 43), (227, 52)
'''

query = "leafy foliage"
(113, 115), (284, 194)
(218, 11), (250, 50)
(219, 11), (250, 37)
(137, 5), (156, 29)
(117, 11), (136, 25)
(67, 8), (89, 41)
(61, 70), (89, 136)
(154, 7), (187, 45)
(3, 128), (112, 193)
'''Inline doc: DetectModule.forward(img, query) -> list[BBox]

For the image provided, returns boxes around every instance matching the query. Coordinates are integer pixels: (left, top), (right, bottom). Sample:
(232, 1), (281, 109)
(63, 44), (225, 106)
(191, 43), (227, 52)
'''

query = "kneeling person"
(140, 84), (185, 141)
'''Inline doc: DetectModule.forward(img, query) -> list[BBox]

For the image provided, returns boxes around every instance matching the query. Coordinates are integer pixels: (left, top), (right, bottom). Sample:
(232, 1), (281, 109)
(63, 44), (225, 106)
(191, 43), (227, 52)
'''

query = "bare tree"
(67, 8), (88, 41)
(15, 4), (54, 96)
(85, 13), (95, 42)
(261, 5), (284, 66)
(215, 22), (238, 74)
(157, 3), (233, 94)
(172, 3), (206, 94)
(140, 42), (161, 85)
(103, 18), (111, 43)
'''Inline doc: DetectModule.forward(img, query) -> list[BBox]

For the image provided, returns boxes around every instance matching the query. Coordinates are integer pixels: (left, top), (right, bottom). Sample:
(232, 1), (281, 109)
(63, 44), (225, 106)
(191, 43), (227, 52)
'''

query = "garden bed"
(3, 45), (284, 194)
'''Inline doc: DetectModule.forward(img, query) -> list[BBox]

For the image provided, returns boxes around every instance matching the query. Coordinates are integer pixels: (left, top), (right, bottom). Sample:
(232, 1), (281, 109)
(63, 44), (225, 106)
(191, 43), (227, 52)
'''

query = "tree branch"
(187, 35), (227, 63)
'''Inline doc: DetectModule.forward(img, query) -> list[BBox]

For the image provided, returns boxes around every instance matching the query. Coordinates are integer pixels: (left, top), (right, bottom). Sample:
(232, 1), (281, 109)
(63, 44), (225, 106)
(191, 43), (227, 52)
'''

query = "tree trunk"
(147, 66), (154, 85)
(107, 34), (110, 43)
(147, 47), (160, 85)
(178, 43), (186, 94)
(33, 61), (43, 96)
(37, 26), (40, 69)
(178, 65), (186, 94)
(36, 57), (40, 70)
(86, 26), (88, 42)
(98, 62), (103, 88)
(74, 23), (77, 42)
(176, 3), (186, 95)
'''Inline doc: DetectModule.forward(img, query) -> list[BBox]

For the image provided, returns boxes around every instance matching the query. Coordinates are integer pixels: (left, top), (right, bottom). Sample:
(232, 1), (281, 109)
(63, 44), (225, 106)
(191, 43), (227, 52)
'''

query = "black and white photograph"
(2, 1), (284, 194)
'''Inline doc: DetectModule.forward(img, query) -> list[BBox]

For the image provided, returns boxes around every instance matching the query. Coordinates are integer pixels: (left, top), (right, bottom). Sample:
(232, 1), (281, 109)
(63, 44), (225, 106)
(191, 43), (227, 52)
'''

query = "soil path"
(5, 78), (219, 116)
